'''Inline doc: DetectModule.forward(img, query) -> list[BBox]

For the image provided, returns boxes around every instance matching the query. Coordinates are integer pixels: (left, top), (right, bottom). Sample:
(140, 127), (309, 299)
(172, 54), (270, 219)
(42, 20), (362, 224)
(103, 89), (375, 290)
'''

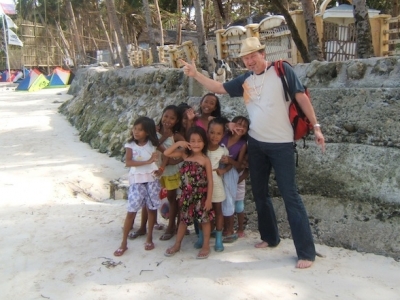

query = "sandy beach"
(0, 86), (399, 300)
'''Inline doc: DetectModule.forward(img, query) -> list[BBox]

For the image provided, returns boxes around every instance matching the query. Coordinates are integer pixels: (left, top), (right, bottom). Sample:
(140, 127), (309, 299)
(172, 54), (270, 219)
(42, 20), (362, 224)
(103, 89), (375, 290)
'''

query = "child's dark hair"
(186, 126), (208, 157)
(128, 116), (159, 147)
(199, 93), (221, 118)
(177, 102), (191, 111)
(207, 116), (229, 131)
(158, 105), (182, 134)
(231, 116), (250, 140)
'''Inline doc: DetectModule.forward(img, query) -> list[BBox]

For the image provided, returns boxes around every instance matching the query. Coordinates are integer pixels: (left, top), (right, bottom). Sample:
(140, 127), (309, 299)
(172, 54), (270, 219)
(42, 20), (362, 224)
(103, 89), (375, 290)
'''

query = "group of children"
(113, 93), (250, 260)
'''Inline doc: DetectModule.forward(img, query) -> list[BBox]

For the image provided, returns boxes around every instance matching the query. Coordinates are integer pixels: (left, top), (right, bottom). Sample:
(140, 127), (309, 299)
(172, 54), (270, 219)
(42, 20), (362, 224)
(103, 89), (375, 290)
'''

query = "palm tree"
(142, 0), (159, 63)
(104, 0), (130, 67)
(65, 0), (86, 65)
(154, 0), (164, 47)
(193, 0), (211, 73)
(353, 0), (374, 58)
(176, 0), (182, 44)
(300, 0), (324, 61)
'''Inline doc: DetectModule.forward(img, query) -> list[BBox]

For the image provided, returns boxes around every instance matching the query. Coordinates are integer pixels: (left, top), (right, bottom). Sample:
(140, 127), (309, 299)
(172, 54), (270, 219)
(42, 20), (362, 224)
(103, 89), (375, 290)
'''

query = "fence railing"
(128, 41), (198, 68)
(214, 16), (296, 69)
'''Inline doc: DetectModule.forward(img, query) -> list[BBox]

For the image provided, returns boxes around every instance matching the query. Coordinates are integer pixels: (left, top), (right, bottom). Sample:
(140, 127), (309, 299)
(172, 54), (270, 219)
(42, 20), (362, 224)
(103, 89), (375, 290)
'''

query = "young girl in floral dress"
(163, 126), (214, 259)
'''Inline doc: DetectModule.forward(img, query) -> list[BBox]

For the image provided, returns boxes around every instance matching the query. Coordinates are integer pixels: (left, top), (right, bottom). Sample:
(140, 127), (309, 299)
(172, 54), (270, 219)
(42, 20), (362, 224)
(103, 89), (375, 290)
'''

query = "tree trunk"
(203, 0), (211, 40)
(65, 0), (86, 65)
(176, 0), (182, 44)
(223, 0), (232, 26)
(143, 0), (159, 63)
(154, 0), (164, 47)
(98, 14), (116, 65)
(270, 0), (311, 63)
(300, 0), (324, 61)
(105, 0), (130, 67)
(353, 0), (375, 58)
(392, 0), (399, 16)
(193, 0), (212, 73)
(213, 0), (223, 30)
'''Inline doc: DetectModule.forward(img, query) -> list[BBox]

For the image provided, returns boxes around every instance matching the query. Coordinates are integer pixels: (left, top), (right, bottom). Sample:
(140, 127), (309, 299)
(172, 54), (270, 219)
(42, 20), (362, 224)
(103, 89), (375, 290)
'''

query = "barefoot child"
(164, 126), (214, 259)
(114, 117), (161, 256)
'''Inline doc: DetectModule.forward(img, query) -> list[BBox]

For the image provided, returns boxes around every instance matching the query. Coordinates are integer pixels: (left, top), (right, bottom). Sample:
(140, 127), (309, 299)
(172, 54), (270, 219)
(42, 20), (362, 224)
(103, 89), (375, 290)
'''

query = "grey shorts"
(127, 181), (161, 212)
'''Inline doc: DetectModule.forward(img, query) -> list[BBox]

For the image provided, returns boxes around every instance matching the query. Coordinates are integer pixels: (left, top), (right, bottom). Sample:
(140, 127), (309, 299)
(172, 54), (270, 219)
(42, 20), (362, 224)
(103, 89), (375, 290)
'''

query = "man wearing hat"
(180, 37), (325, 269)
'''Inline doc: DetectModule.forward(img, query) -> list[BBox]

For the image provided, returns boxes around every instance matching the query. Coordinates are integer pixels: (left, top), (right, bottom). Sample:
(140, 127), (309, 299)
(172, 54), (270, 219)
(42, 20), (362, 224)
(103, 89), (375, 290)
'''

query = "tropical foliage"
(8, 0), (398, 66)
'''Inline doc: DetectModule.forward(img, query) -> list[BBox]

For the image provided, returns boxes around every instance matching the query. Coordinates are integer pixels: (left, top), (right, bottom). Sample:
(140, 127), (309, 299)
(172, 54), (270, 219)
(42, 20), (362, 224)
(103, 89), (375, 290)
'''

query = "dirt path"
(0, 88), (399, 300)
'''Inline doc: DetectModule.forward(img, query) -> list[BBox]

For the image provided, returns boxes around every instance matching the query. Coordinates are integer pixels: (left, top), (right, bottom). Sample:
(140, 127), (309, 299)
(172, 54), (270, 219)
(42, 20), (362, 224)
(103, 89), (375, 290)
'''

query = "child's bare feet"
(296, 259), (313, 269)
(236, 231), (245, 238)
(254, 241), (269, 248)
(196, 247), (210, 259)
(164, 244), (180, 257)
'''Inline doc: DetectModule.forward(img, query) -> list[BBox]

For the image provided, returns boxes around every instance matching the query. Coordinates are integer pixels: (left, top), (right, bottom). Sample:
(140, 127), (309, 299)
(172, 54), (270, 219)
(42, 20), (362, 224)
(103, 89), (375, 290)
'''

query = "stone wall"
(60, 57), (400, 260)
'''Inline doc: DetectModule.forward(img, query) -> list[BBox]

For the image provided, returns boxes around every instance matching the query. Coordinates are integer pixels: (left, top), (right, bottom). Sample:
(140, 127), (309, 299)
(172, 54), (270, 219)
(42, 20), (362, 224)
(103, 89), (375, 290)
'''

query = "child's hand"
(204, 200), (212, 211)
(214, 168), (225, 176)
(149, 152), (158, 163)
(220, 155), (230, 164)
(154, 168), (164, 177)
(227, 122), (245, 135)
(186, 108), (196, 121)
(176, 140), (191, 150)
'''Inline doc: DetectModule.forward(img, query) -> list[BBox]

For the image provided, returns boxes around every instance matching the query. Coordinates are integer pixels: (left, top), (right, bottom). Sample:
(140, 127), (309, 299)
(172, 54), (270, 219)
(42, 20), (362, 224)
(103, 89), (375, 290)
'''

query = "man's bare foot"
(296, 259), (313, 269)
(255, 241), (269, 248)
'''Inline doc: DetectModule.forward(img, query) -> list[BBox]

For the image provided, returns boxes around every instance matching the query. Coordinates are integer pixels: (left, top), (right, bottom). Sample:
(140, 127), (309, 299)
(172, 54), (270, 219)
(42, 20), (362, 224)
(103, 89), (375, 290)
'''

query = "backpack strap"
(273, 60), (308, 154)
(273, 60), (291, 103)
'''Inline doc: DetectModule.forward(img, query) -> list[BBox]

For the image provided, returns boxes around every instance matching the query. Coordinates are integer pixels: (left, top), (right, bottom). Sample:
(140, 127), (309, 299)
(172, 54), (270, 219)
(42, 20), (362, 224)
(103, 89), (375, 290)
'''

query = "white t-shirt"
(125, 140), (158, 184)
(208, 145), (229, 203)
(223, 62), (305, 143)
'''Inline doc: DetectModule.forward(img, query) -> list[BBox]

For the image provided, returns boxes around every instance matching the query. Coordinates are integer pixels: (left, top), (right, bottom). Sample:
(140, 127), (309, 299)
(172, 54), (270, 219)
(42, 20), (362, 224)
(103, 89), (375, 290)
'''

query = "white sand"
(0, 87), (399, 300)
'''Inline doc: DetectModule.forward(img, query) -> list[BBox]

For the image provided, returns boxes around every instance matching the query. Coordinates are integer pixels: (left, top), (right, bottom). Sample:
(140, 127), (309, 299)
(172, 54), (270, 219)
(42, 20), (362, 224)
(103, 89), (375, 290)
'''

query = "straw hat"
(238, 37), (266, 57)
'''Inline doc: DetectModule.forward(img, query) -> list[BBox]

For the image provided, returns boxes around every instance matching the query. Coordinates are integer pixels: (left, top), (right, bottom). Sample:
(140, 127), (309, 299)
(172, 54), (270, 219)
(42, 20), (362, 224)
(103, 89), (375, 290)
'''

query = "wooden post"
(376, 14), (392, 56)
(215, 29), (224, 59)
(245, 24), (258, 38)
(169, 48), (178, 68)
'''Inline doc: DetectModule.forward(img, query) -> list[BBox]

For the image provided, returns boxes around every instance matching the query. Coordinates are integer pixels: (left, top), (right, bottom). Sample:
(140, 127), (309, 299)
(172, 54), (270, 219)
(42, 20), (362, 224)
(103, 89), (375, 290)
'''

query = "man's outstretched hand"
(180, 59), (197, 77)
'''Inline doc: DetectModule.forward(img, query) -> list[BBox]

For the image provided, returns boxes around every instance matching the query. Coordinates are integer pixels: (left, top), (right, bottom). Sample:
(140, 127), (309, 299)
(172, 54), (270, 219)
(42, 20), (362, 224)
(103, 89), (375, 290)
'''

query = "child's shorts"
(160, 172), (180, 190)
(127, 181), (161, 212)
(235, 199), (244, 214)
